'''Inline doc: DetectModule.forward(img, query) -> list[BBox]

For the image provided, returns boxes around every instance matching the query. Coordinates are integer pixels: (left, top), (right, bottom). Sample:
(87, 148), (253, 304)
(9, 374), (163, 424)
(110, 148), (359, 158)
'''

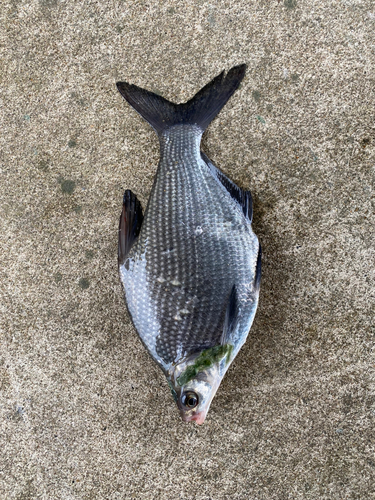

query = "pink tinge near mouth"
(184, 410), (207, 425)
(192, 411), (207, 425)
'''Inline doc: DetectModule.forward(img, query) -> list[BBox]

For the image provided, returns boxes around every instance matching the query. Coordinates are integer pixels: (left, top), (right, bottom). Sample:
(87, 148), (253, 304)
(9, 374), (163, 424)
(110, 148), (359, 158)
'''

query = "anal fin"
(118, 190), (144, 264)
(201, 152), (253, 223)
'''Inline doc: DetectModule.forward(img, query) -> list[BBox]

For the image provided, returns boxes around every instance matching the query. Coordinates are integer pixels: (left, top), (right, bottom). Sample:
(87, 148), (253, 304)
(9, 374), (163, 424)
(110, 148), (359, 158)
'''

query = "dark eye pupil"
(182, 391), (199, 409)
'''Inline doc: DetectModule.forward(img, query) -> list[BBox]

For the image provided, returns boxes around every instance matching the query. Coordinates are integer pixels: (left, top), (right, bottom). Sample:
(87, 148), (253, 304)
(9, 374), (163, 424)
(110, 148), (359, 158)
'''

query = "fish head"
(175, 370), (220, 425)
(168, 344), (233, 425)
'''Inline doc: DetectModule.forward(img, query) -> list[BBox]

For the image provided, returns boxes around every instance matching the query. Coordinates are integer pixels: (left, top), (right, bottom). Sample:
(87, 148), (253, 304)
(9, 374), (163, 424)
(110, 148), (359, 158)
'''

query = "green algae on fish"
(176, 344), (234, 387)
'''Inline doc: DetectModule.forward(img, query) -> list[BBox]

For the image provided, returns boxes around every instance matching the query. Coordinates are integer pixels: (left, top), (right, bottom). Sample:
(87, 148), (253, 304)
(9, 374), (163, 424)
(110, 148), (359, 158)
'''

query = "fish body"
(116, 66), (261, 424)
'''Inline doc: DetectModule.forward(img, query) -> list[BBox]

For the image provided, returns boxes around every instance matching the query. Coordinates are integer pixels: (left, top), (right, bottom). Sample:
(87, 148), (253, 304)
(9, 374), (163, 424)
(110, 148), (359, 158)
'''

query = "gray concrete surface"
(1, 1), (374, 499)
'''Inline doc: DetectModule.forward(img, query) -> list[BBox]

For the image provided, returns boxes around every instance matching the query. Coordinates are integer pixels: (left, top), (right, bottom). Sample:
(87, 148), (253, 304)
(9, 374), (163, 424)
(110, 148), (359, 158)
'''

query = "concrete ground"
(1, 1), (374, 499)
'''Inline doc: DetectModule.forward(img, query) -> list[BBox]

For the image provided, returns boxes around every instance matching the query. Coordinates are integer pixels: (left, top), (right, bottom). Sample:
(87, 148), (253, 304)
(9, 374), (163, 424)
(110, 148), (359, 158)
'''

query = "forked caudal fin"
(116, 65), (246, 135)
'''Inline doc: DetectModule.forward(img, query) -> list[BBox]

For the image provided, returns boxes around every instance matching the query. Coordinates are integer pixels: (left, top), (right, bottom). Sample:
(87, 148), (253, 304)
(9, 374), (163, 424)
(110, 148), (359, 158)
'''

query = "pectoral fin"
(221, 285), (240, 345)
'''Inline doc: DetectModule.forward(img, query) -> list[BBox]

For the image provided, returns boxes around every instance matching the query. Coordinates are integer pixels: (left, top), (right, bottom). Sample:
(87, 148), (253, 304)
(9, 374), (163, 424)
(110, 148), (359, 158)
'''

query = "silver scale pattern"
(119, 125), (259, 372)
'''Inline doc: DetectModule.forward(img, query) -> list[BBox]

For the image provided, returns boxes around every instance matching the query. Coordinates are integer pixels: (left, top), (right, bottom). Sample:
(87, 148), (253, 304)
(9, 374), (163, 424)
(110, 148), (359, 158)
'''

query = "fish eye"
(181, 391), (199, 409)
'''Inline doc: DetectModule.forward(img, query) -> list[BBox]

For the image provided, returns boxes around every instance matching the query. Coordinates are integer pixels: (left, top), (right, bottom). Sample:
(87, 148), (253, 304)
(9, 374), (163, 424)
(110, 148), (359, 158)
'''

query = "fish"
(116, 65), (261, 424)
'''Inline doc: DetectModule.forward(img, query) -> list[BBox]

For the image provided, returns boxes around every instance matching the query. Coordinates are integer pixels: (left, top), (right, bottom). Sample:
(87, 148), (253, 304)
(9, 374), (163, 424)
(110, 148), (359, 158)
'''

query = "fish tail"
(116, 64), (246, 135)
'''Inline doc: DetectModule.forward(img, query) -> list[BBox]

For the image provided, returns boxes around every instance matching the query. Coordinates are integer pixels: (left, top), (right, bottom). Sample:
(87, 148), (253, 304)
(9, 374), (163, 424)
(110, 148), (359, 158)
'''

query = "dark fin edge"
(254, 243), (262, 291)
(118, 190), (144, 265)
(116, 64), (246, 135)
(201, 152), (253, 223)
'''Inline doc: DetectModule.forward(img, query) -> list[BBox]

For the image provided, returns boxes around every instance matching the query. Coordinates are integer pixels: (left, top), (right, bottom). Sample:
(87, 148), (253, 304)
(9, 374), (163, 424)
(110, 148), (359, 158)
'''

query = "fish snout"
(181, 409), (207, 425)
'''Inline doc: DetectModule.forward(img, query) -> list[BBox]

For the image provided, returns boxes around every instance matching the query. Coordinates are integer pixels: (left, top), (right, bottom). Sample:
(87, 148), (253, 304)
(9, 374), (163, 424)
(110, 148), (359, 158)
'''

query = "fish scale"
(116, 65), (261, 423)
(124, 126), (255, 366)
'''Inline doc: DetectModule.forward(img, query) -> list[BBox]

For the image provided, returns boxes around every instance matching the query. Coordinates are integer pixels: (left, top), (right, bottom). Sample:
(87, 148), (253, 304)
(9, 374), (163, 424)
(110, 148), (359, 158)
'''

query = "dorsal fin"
(201, 152), (253, 223)
(118, 190), (143, 265)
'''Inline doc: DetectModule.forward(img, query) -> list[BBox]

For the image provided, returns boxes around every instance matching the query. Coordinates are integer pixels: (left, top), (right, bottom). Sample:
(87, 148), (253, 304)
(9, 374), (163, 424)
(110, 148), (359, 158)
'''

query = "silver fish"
(116, 65), (261, 424)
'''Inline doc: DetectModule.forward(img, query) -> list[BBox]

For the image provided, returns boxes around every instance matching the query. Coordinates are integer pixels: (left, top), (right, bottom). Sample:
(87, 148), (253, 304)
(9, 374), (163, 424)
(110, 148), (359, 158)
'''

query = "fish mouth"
(182, 410), (207, 425)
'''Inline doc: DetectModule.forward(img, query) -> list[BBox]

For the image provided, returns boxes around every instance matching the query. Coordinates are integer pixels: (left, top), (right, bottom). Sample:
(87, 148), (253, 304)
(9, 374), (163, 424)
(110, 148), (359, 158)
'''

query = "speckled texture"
(0, 1), (374, 499)
(119, 122), (259, 370)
